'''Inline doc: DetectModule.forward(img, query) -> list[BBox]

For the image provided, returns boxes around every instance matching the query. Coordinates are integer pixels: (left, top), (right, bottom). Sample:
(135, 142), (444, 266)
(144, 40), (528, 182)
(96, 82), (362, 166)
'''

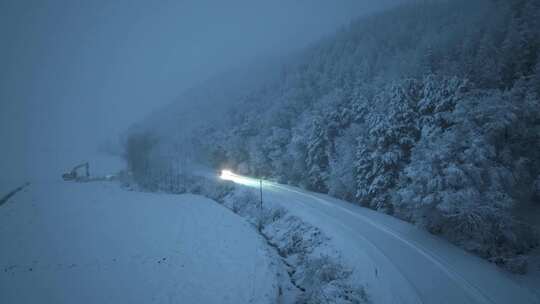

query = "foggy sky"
(0, 0), (400, 181)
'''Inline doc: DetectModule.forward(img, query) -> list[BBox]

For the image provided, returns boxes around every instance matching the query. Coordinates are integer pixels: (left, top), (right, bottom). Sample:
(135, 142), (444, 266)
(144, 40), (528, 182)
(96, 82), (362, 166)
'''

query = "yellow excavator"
(62, 162), (90, 182)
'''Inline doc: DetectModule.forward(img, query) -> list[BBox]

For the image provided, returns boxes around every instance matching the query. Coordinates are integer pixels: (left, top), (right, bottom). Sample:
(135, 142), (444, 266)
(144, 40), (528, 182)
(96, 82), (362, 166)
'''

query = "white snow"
(220, 171), (540, 304)
(0, 178), (282, 304)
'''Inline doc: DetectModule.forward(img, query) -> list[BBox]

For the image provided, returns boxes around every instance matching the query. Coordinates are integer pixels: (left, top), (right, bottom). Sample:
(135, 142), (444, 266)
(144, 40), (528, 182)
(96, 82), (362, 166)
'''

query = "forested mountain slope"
(125, 0), (540, 271)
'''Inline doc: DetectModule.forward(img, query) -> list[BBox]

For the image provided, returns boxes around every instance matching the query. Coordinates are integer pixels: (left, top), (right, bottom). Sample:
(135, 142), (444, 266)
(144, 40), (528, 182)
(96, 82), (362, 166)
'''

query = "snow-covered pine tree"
(305, 115), (330, 192)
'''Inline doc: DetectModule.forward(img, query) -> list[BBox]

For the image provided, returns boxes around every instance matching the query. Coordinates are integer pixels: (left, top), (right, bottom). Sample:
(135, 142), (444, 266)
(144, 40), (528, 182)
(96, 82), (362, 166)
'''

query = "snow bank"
(213, 186), (370, 304)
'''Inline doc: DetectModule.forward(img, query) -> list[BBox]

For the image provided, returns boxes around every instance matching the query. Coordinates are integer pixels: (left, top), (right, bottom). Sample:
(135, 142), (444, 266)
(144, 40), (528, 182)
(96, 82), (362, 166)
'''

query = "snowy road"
(0, 180), (283, 304)
(221, 172), (540, 304)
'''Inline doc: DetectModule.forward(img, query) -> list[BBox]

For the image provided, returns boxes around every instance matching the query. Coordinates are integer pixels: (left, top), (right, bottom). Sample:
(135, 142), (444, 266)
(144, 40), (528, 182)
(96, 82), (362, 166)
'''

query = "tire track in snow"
(265, 181), (503, 304)
(267, 188), (425, 304)
(267, 182), (494, 304)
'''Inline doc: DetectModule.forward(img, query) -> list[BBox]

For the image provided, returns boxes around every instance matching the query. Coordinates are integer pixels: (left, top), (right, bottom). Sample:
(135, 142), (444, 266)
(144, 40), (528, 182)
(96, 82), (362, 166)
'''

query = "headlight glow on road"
(220, 170), (234, 179)
(220, 170), (261, 187)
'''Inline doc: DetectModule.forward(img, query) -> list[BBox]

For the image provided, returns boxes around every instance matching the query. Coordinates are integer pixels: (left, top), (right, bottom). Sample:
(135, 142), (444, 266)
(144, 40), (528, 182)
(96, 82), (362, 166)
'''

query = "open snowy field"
(0, 179), (284, 304)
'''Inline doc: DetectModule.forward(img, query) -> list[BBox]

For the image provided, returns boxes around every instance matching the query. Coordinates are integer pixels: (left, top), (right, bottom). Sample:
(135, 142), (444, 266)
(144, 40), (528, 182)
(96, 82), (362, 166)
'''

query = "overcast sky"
(0, 0), (400, 181)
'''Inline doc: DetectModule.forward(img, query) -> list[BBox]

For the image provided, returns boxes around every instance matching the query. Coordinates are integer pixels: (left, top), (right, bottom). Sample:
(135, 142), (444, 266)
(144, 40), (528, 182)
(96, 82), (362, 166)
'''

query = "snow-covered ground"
(0, 154), (125, 196)
(4, 159), (537, 304)
(0, 175), (286, 303)
(220, 171), (540, 304)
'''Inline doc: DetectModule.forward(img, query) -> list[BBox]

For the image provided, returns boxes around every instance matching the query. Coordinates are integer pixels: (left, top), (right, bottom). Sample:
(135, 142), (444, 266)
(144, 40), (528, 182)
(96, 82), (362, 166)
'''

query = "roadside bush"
(187, 176), (234, 202)
(296, 256), (368, 304)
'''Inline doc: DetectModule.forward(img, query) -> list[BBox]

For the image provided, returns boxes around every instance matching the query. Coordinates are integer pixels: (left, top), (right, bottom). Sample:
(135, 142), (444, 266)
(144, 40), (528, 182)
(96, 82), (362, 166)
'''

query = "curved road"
(220, 171), (540, 304)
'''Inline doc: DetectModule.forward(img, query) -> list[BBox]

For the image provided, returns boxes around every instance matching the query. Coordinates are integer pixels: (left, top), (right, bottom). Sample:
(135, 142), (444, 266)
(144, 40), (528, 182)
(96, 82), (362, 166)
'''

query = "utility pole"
(257, 178), (263, 232)
(259, 179), (263, 210)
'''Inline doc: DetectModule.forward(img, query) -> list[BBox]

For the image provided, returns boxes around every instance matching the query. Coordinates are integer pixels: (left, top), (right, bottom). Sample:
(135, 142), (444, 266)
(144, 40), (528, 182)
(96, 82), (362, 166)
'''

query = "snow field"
(0, 180), (285, 304)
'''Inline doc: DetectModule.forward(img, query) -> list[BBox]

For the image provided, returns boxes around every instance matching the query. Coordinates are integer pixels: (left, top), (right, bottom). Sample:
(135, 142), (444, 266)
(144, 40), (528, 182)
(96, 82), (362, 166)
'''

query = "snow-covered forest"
(124, 0), (540, 272)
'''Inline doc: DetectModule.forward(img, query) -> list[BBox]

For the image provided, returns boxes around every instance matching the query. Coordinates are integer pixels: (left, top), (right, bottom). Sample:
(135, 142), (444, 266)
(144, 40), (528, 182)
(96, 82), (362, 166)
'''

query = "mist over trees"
(124, 0), (540, 271)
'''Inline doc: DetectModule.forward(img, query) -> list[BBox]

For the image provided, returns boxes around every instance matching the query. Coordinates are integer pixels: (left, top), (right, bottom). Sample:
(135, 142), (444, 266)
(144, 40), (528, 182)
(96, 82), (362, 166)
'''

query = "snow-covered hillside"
(0, 177), (290, 303)
(124, 0), (540, 273)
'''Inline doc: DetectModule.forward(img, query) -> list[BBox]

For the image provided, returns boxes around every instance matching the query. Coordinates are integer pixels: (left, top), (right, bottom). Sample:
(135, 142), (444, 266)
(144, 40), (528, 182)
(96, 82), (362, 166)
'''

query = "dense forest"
(124, 0), (540, 272)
